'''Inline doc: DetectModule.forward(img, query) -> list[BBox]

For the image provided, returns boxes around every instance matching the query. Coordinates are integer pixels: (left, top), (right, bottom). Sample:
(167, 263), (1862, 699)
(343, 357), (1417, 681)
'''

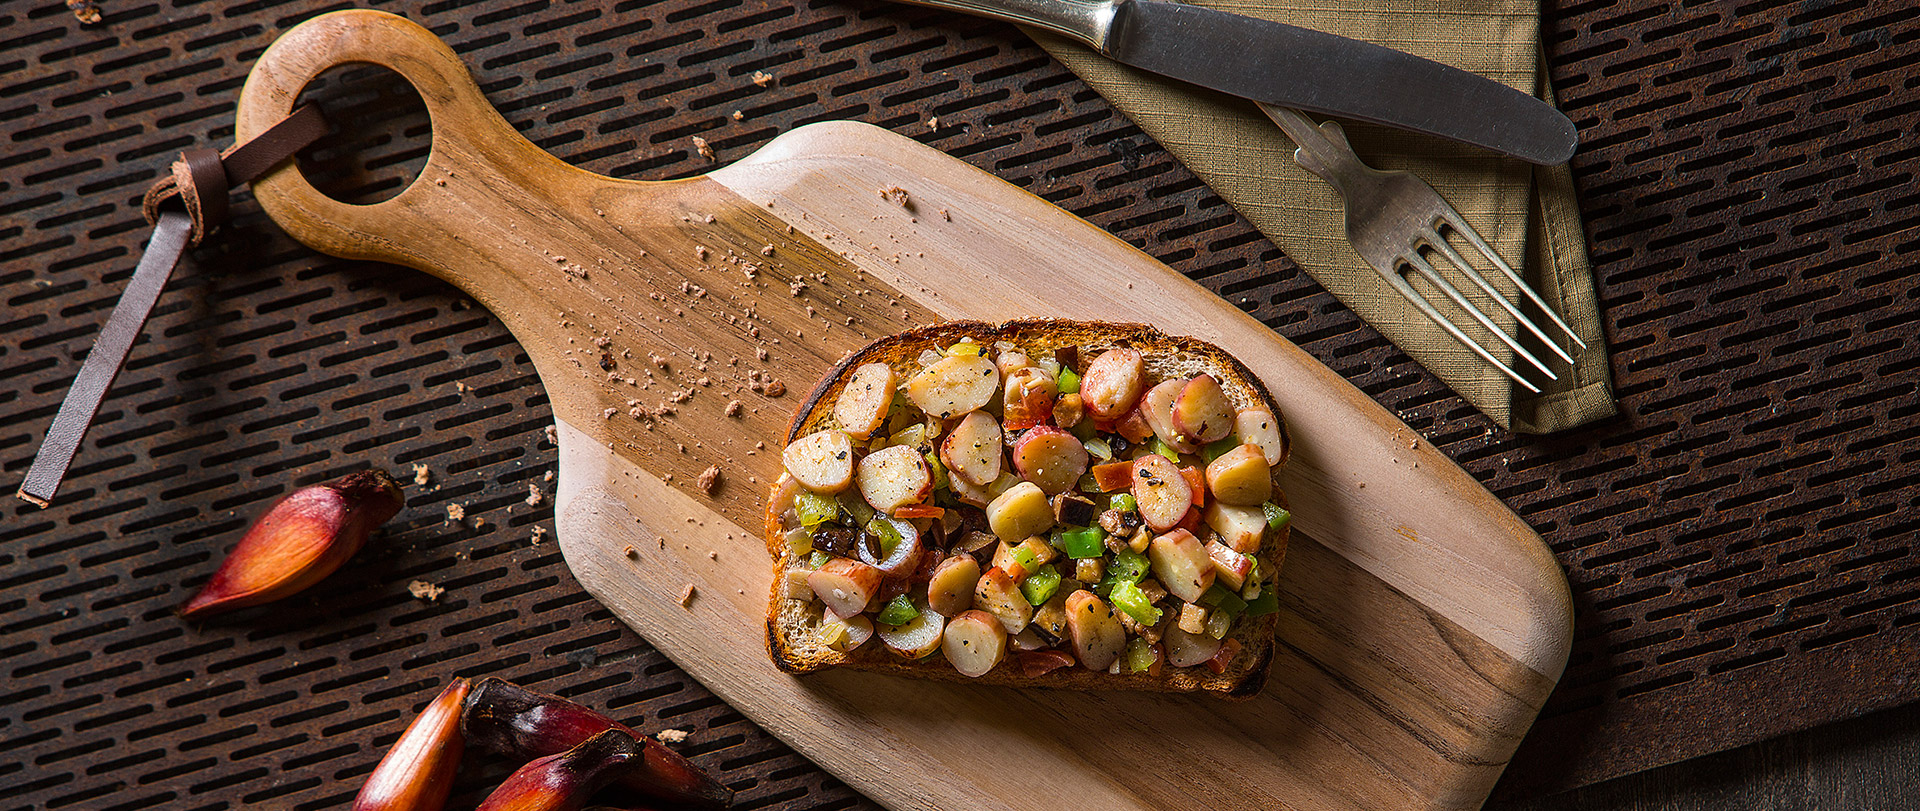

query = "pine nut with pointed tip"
(459, 678), (734, 809)
(178, 469), (404, 619)
(354, 677), (470, 811)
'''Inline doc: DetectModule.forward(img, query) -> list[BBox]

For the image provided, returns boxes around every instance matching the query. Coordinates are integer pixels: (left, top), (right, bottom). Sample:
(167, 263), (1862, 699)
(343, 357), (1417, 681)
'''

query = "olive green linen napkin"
(1028, 0), (1614, 433)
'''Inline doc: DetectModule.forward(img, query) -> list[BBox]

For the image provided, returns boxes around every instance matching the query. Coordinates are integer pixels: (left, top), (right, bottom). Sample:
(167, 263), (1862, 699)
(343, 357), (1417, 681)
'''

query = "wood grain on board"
(237, 11), (1572, 810)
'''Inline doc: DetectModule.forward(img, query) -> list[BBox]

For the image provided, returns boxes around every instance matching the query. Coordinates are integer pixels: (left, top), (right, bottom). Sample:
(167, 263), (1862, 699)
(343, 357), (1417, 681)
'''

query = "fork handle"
(1260, 104), (1372, 191)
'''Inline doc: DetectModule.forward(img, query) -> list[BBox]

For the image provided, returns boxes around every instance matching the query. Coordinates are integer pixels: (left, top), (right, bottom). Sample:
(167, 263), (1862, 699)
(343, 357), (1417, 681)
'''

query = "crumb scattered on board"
(879, 186), (910, 207)
(413, 463), (431, 486)
(697, 465), (721, 494)
(678, 583), (697, 608)
(408, 580), (445, 601)
(692, 135), (716, 163)
(656, 728), (690, 744)
(531, 526), (549, 544)
(67, 0), (101, 24)
(751, 70), (773, 87)
(446, 503), (466, 523)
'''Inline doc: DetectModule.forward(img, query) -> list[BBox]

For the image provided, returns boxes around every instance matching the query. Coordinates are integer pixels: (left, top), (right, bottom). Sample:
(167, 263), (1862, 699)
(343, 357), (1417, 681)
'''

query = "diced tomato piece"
(1115, 407), (1154, 443)
(1178, 466), (1205, 508)
(1091, 460), (1135, 492)
(1204, 638), (1242, 674)
(894, 505), (945, 519)
(1017, 649), (1077, 678)
(1173, 506), (1202, 534)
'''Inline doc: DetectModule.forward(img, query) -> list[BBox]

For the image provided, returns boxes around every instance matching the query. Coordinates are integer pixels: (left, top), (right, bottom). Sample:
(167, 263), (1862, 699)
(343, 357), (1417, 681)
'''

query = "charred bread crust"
(769, 319), (1290, 697)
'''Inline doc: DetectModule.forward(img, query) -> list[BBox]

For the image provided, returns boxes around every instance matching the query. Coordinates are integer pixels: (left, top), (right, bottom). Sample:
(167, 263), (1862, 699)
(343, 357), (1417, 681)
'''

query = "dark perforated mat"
(3, 0), (1918, 807)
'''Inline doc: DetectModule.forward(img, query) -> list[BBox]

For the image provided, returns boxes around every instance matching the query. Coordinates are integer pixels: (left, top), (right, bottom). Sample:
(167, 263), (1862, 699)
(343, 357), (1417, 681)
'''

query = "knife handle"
(891, 0), (1118, 51)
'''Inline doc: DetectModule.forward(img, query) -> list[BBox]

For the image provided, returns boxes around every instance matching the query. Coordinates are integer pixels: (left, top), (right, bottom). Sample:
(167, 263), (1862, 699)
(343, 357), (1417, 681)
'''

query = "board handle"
(234, 9), (563, 267)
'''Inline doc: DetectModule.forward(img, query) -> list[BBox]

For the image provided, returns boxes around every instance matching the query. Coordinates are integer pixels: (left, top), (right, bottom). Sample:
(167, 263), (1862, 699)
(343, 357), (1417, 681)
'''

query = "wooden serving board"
(237, 11), (1572, 811)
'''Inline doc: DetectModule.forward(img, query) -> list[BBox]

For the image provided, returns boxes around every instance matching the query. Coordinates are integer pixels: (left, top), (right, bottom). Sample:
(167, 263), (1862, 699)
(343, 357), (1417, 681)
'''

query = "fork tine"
(1399, 250), (1559, 383)
(1378, 267), (1543, 394)
(1436, 209), (1589, 351)
(1420, 225), (1577, 366)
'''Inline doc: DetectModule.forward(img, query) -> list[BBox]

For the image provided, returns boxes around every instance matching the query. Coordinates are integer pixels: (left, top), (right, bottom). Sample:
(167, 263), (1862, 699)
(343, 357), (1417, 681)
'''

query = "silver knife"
(891, 0), (1578, 165)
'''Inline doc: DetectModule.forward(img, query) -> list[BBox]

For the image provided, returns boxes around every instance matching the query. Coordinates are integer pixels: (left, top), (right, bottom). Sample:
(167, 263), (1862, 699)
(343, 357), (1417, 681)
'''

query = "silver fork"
(1260, 104), (1585, 393)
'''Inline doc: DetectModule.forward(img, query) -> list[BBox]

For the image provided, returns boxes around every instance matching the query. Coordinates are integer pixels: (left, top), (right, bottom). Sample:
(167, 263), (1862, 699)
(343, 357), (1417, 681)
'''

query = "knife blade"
(889, 0), (1577, 165)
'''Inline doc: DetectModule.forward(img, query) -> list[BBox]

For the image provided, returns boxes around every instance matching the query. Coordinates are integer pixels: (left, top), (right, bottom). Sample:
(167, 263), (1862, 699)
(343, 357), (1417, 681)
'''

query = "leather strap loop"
(141, 104), (329, 245)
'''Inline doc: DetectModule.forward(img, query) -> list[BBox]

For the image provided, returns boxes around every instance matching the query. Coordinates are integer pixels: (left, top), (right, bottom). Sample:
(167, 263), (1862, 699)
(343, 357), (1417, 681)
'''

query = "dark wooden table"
(4, 0), (1917, 809)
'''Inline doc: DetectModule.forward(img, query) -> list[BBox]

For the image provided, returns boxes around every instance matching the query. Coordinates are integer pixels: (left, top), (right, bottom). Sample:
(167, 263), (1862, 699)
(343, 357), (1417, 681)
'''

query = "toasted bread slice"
(765, 320), (1290, 698)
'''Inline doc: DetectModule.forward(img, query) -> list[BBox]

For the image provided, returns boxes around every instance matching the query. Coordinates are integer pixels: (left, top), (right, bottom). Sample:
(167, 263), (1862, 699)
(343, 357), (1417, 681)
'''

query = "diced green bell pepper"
(1056, 366), (1081, 394)
(808, 551), (831, 568)
(1150, 436), (1182, 462)
(1242, 588), (1280, 617)
(875, 594), (920, 626)
(925, 450), (949, 490)
(1203, 437), (1240, 463)
(1010, 542), (1040, 574)
(1107, 548), (1150, 583)
(1263, 501), (1292, 532)
(1110, 493), (1137, 513)
(1110, 580), (1161, 626)
(1199, 584), (1247, 615)
(1058, 526), (1105, 559)
(1124, 637), (1156, 673)
(1076, 472), (1105, 493)
(1021, 565), (1062, 606)
(796, 490), (838, 527)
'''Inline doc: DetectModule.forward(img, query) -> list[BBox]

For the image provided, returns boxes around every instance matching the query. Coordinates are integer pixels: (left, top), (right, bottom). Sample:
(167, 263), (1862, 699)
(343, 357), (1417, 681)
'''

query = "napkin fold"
(1029, 0), (1614, 433)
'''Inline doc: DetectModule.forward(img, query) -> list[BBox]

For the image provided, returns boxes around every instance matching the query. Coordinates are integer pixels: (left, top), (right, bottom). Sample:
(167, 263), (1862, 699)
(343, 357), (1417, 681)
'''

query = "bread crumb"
(751, 70), (773, 87)
(656, 728), (691, 744)
(545, 470), (555, 482)
(731, 110), (744, 121)
(531, 526), (548, 544)
(694, 245), (708, 260)
(879, 186), (910, 207)
(761, 244), (776, 257)
(725, 400), (743, 417)
(926, 116), (939, 129)
(697, 465), (721, 494)
(765, 378), (786, 397)
(707, 550), (719, 560)
(526, 483), (544, 507)
(67, 0), (103, 24)
(678, 583), (697, 607)
(691, 135), (716, 163)
(446, 503), (466, 523)
(412, 463), (431, 486)
(624, 545), (638, 559)
(544, 425), (558, 445)
(408, 580), (445, 601)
